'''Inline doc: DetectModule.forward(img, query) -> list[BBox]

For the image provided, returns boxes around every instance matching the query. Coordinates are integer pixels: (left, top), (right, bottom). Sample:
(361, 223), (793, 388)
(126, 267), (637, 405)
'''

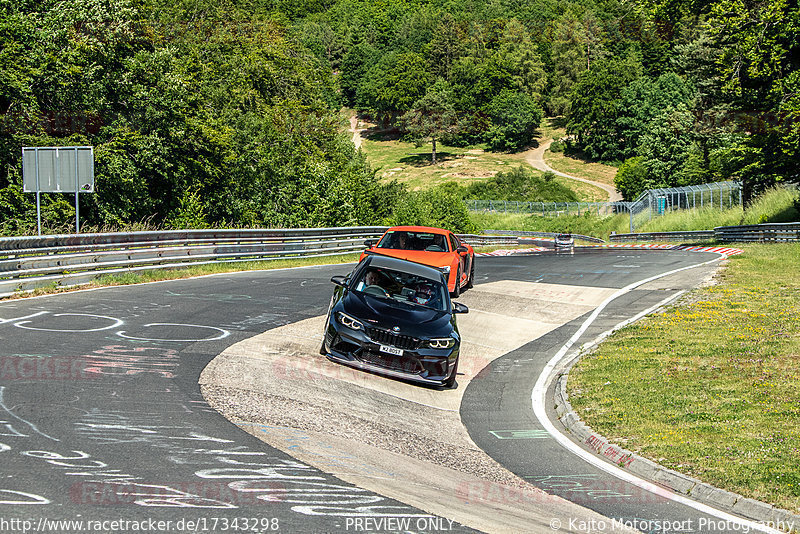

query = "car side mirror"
(331, 275), (348, 288)
(456, 245), (468, 253)
(452, 302), (469, 314)
(364, 239), (374, 248)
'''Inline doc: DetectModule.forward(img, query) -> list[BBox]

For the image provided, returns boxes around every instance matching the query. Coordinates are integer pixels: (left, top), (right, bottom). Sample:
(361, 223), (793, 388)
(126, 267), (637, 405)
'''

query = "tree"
(614, 73), (696, 159)
(547, 12), (607, 115)
(339, 41), (380, 106)
(358, 51), (431, 123)
(484, 90), (543, 151)
(567, 55), (642, 160)
(614, 156), (651, 201)
(426, 13), (466, 81)
(707, 0), (800, 203)
(636, 104), (695, 187)
(495, 19), (548, 102)
(399, 81), (460, 164)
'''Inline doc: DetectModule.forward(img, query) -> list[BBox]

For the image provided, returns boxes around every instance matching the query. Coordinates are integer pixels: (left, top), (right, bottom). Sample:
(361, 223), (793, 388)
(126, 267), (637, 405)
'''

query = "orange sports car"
(360, 226), (475, 297)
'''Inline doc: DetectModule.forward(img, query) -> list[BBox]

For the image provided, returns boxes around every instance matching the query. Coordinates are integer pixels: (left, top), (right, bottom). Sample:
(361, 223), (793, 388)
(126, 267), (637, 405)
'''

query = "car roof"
(366, 254), (445, 281)
(386, 226), (451, 235)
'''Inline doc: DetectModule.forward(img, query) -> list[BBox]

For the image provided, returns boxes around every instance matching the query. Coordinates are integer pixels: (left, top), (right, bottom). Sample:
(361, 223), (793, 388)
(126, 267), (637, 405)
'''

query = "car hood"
(369, 249), (453, 268)
(341, 290), (454, 337)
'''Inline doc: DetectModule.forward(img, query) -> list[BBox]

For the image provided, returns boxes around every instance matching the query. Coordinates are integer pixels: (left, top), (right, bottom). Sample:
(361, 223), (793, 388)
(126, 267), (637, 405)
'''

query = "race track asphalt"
(0, 248), (763, 533)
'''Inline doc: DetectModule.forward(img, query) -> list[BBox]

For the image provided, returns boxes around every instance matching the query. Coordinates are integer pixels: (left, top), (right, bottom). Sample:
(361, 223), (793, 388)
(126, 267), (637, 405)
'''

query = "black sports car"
(320, 255), (468, 388)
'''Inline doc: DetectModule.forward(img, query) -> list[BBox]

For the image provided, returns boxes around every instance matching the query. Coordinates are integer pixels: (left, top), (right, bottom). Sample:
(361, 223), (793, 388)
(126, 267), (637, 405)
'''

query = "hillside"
(1, 0), (797, 234)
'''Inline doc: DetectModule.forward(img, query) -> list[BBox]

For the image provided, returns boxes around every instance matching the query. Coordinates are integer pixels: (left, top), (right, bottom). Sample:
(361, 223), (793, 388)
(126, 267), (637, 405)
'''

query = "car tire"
(465, 259), (474, 289)
(451, 267), (462, 298)
(444, 357), (459, 388)
(319, 336), (327, 355)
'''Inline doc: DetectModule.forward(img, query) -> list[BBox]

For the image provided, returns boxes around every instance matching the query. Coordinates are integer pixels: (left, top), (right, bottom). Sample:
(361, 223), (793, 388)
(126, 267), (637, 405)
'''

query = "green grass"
(472, 212), (629, 239)
(567, 243), (800, 513)
(360, 136), (522, 191)
(544, 150), (619, 187)
(538, 116), (619, 187)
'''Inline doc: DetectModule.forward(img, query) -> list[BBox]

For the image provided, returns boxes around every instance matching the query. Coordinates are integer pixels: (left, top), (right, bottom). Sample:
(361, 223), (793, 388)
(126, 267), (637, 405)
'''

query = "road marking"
(116, 323), (230, 342)
(530, 253), (783, 534)
(14, 313), (123, 332)
(489, 430), (551, 440)
(0, 386), (60, 442)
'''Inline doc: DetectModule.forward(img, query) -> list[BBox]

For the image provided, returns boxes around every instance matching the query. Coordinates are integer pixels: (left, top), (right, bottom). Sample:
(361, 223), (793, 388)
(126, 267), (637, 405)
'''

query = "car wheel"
(451, 267), (462, 298)
(319, 338), (327, 355)
(465, 259), (474, 289)
(444, 357), (459, 388)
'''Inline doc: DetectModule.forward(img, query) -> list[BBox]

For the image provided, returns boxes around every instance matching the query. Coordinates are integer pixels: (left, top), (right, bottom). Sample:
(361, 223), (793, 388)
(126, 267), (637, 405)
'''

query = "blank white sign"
(22, 146), (94, 193)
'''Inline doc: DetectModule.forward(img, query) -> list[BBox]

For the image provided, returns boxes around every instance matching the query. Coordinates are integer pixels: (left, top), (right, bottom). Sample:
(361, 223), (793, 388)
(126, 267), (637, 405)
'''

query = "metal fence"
(466, 200), (626, 217)
(624, 182), (742, 232)
(714, 222), (800, 242)
(0, 227), (519, 297)
(467, 181), (743, 232)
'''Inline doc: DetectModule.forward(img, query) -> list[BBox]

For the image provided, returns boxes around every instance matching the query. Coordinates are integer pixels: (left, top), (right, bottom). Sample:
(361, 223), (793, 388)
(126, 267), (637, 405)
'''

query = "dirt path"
(523, 139), (623, 202)
(349, 114), (363, 149)
(350, 110), (622, 202)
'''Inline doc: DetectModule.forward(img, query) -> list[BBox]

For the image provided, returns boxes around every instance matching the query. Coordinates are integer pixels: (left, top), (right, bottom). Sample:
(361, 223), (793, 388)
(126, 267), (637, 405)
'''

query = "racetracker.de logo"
(0, 356), (97, 380)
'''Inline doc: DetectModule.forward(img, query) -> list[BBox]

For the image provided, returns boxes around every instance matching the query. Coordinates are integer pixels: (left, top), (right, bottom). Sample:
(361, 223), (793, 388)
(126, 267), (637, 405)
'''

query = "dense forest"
(1, 0), (797, 234)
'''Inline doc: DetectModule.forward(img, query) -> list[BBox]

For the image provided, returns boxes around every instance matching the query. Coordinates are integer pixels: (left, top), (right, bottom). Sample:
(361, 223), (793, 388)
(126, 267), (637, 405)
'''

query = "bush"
(390, 185), (477, 233)
(614, 156), (651, 201)
(465, 166), (578, 202)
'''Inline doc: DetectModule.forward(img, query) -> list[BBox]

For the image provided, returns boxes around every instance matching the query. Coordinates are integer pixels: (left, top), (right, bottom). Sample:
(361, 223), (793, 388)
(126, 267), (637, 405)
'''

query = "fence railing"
(3, 222), (799, 297)
(0, 228), (520, 296)
(624, 182), (742, 232)
(467, 181), (744, 232)
(483, 229), (605, 244)
(610, 223), (800, 243)
(714, 222), (800, 242)
(609, 231), (715, 242)
(466, 200), (627, 217)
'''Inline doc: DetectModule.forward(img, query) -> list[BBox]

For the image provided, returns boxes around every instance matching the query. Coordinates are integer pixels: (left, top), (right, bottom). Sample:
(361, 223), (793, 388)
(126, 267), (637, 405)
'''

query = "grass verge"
(2, 254), (363, 301)
(567, 243), (800, 513)
(544, 150), (619, 187)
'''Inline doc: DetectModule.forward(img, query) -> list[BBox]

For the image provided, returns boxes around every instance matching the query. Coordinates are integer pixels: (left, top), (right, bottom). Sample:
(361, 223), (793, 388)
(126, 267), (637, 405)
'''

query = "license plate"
(379, 345), (403, 356)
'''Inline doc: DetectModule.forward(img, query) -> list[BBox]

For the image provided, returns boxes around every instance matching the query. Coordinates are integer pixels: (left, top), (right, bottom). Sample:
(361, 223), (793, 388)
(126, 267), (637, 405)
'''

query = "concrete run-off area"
(200, 279), (632, 533)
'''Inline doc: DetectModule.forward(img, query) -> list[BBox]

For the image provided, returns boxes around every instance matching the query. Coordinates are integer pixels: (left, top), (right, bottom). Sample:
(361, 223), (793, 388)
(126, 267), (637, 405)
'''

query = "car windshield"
(353, 266), (447, 311)
(376, 231), (449, 253)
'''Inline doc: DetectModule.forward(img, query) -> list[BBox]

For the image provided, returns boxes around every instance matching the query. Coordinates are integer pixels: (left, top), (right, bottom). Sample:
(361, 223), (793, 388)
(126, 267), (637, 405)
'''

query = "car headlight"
(440, 266), (451, 274)
(337, 312), (363, 331)
(428, 337), (456, 349)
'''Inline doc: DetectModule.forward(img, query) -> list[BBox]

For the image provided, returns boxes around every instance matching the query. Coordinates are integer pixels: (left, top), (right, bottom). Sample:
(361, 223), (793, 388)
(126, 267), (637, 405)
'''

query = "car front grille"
(366, 327), (420, 350)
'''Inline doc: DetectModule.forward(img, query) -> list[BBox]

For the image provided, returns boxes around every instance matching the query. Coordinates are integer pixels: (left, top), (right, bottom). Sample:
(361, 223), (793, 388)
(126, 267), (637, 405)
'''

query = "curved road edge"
(549, 291), (800, 533)
(532, 250), (798, 534)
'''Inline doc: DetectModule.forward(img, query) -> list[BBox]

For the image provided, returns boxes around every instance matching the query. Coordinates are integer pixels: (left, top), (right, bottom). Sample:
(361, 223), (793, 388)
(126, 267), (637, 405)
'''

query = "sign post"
(22, 146), (94, 235)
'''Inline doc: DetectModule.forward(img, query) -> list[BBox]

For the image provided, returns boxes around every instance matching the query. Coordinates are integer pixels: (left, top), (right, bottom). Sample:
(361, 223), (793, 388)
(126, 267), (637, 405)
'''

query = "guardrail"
(714, 222), (800, 242)
(0, 228), (522, 297)
(609, 231), (715, 242)
(484, 230), (606, 244)
(0, 227), (389, 296)
(610, 223), (800, 243)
